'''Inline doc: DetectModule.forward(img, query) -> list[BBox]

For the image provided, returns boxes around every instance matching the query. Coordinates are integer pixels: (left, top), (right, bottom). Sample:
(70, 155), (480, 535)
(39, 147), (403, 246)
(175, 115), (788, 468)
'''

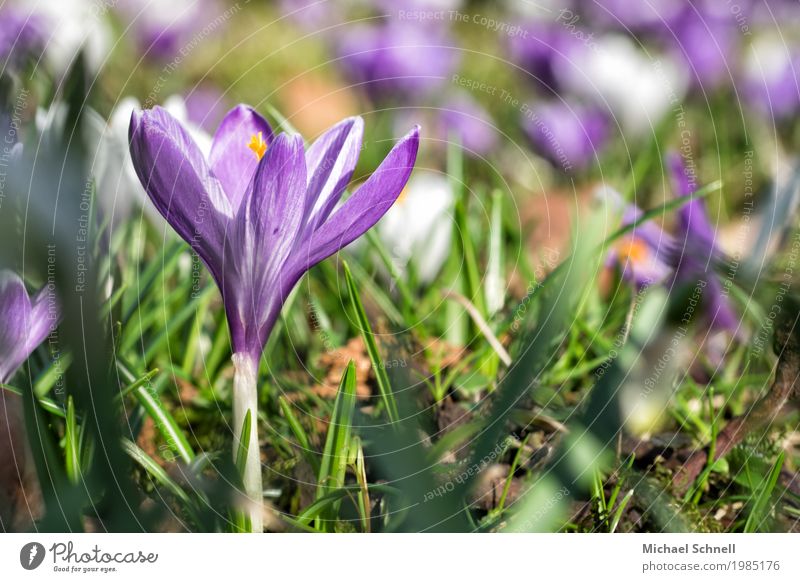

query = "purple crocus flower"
(666, 153), (739, 334)
(278, 0), (349, 32)
(129, 104), (419, 531)
(588, 0), (684, 31)
(335, 21), (459, 100)
(741, 35), (800, 120)
(184, 85), (228, 133)
(522, 101), (608, 171)
(391, 91), (496, 158)
(376, 0), (464, 14)
(116, 0), (221, 61)
(0, 271), (57, 384)
(602, 156), (740, 337)
(610, 206), (674, 289)
(438, 92), (497, 156)
(747, 0), (799, 24)
(507, 20), (585, 93)
(665, 8), (740, 90)
(600, 187), (673, 289)
(0, 7), (45, 70)
(0, 270), (56, 529)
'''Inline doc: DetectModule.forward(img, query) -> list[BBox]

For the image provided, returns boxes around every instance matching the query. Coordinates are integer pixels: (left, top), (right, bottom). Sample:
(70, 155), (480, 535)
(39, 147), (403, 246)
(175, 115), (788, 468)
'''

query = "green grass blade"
(610, 489), (634, 533)
(65, 396), (81, 484)
(121, 239), (184, 323)
(121, 438), (193, 508)
(1, 383), (67, 418)
(33, 352), (72, 397)
(342, 261), (399, 423)
(744, 451), (785, 533)
(116, 368), (160, 400)
(265, 103), (300, 135)
(315, 361), (358, 530)
(235, 409), (252, 476)
(279, 397), (319, 473)
(365, 229), (415, 316)
(133, 384), (195, 464)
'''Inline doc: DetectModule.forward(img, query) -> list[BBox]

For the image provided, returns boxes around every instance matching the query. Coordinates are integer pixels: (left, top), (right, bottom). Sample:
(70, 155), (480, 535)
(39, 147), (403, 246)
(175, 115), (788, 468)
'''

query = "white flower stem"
(232, 353), (263, 532)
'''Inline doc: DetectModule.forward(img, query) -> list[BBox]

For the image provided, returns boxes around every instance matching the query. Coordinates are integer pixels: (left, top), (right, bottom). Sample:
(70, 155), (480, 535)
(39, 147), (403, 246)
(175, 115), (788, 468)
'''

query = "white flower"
(378, 170), (454, 284)
(16, 0), (113, 74)
(558, 35), (688, 136)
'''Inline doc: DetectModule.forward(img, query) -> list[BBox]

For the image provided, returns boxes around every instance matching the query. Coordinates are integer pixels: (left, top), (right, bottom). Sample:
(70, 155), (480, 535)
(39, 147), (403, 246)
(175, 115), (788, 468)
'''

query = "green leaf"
(235, 409), (252, 477)
(65, 396), (81, 484)
(34, 353), (72, 397)
(1, 383), (66, 418)
(315, 361), (358, 530)
(133, 383), (195, 465)
(121, 439), (192, 508)
(342, 261), (399, 423)
(297, 484), (398, 528)
(279, 397), (319, 474)
(744, 451), (785, 533)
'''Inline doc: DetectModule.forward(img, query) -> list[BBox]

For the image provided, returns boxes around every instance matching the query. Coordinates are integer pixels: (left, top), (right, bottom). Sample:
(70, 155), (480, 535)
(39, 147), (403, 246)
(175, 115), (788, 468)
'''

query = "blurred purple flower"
(3, 0), (112, 74)
(588, 0), (685, 31)
(335, 21), (459, 99)
(392, 92), (495, 157)
(507, 20), (585, 93)
(279, 0), (329, 29)
(376, 0), (464, 15)
(666, 152), (739, 334)
(0, 8), (45, 69)
(601, 187), (673, 289)
(522, 101), (608, 171)
(741, 36), (800, 119)
(0, 270), (55, 530)
(184, 85), (228, 133)
(0, 271), (58, 384)
(612, 208), (674, 289)
(278, 0), (353, 32)
(666, 8), (740, 90)
(747, 0), (799, 24)
(438, 92), (497, 156)
(117, 0), (221, 61)
(602, 156), (740, 335)
(129, 105), (419, 362)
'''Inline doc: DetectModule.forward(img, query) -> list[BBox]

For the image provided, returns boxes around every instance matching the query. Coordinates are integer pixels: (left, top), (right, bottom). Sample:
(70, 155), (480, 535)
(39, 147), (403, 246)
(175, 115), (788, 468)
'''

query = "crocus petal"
(706, 277), (740, 332)
(666, 152), (740, 335)
(621, 205), (676, 252)
(303, 116), (364, 232)
(295, 125), (420, 273)
(667, 152), (719, 262)
(209, 105), (274, 211)
(29, 285), (58, 357)
(129, 107), (231, 279)
(0, 272), (32, 383)
(225, 133), (307, 357)
(599, 187), (674, 288)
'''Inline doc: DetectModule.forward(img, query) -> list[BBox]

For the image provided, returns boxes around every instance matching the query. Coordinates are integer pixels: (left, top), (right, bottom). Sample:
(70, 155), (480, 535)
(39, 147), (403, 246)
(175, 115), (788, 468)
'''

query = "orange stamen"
(248, 132), (268, 160)
(617, 236), (649, 265)
(395, 187), (409, 205)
